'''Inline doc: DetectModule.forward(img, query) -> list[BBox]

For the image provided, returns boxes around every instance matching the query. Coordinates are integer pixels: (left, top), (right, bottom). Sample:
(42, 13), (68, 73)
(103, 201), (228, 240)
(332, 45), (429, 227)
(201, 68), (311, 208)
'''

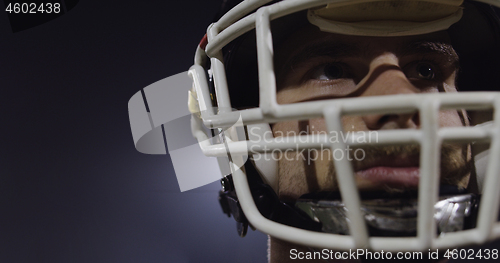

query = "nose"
(362, 112), (419, 130)
(359, 53), (420, 130)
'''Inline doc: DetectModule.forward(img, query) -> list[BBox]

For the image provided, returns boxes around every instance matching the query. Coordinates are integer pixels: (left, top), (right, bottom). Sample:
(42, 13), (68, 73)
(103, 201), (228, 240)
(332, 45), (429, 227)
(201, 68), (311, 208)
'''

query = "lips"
(354, 156), (420, 189)
(356, 166), (420, 188)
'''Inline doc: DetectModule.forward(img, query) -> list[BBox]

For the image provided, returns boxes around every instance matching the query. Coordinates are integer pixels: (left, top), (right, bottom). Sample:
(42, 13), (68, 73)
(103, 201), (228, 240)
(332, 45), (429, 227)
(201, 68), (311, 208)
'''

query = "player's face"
(272, 26), (471, 201)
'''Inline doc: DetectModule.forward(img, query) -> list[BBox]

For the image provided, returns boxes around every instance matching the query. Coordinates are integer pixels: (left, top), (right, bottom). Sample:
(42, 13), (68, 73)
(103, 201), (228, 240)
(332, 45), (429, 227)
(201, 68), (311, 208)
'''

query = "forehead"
(275, 25), (452, 61)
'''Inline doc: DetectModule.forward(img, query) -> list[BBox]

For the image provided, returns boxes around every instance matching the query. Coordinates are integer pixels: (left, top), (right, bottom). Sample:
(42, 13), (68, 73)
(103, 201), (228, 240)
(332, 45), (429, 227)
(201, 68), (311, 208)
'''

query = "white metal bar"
(193, 125), (493, 158)
(193, 46), (207, 67)
(206, 19), (232, 113)
(255, 8), (279, 116)
(438, 126), (492, 143)
(324, 105), (370, 249)
(209, 53), (232, 112)
(493, 223), (500, 238)
(476, 96), (500, 243)
(202, 93), (497, 128)
(205, 14), (257, 58)
(188, 65), (215, 119)
(417, 99), (441, 250)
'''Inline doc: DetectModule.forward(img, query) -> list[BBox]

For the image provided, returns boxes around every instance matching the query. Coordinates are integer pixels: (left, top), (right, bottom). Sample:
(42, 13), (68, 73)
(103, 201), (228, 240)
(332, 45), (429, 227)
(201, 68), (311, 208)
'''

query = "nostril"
(377, 115), (393, 127)
(364, 114), (399, 130)
(363, 112), (419, 130)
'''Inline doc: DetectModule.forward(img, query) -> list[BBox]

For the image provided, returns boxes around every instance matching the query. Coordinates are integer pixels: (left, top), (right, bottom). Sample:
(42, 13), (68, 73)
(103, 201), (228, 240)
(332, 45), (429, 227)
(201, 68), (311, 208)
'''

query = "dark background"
(0, 1), (267, 262)
(1, 1), (499, 263)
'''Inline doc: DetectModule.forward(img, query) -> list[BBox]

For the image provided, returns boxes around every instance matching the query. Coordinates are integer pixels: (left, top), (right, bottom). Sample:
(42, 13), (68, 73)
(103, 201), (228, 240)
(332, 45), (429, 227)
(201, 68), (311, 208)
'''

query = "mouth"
(356, 166), (420, 189)
(353, 156), (420, 191)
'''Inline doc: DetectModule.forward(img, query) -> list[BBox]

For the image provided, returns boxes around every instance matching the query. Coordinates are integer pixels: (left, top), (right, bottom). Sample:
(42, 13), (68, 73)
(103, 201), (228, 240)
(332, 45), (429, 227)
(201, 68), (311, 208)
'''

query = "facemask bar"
(189, 0), (500, 251)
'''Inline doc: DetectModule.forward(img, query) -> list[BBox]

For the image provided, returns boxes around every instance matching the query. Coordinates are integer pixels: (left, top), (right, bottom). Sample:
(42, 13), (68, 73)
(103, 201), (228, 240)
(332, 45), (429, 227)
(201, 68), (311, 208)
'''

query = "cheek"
(272, 119), (337, 199)
(272, 121), (298, 136)
(277, 156), (310, 200)
(440, 77), (464, 126)
(443, 72), (457, 93)
(342, 116), (368, 132)
(272, 121), (308, 200)
(428, 73), (464, 127)
(439, 110), (464, 127)
(271, 118), (328, 135)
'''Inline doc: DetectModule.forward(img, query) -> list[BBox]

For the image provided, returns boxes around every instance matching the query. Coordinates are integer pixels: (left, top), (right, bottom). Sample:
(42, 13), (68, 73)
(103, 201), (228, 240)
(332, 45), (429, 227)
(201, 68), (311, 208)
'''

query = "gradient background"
(2, 1), (499, 263)
(1, 1), (267, 262)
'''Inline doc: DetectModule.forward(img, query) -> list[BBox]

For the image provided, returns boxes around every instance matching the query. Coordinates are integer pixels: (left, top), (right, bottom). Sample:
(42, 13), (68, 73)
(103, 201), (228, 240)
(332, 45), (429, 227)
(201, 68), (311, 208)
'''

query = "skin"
(268, 26), (471, 263)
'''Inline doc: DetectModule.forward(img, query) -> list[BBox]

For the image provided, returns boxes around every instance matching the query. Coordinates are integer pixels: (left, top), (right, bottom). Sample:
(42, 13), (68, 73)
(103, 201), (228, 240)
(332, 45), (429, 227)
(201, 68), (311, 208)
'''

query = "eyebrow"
(277, 41), (361, 75)
(403, 41), (459, 67)
(277, 39), (460, 76)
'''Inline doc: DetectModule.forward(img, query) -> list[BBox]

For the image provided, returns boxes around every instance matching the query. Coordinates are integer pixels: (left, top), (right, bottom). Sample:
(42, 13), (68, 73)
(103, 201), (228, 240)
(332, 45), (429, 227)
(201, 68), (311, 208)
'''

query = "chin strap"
(218, 175), (250, 237)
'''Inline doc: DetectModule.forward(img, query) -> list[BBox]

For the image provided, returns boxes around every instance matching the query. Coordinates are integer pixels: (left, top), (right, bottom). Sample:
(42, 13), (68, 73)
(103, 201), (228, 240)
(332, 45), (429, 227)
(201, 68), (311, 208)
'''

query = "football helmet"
(130, 0), (500, 252)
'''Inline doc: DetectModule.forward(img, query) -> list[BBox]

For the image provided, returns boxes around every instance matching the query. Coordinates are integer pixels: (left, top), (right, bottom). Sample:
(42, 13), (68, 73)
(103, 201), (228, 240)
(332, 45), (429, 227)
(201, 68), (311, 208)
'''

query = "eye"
(405, 61), (437, 80)
(416, 62), (435, 80)
(311, 63), (345, 80)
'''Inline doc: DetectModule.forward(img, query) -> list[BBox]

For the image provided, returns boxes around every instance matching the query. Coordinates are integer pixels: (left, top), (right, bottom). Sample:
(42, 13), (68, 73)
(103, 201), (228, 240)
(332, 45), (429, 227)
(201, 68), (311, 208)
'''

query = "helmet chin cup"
(247, 123), (279, 193)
